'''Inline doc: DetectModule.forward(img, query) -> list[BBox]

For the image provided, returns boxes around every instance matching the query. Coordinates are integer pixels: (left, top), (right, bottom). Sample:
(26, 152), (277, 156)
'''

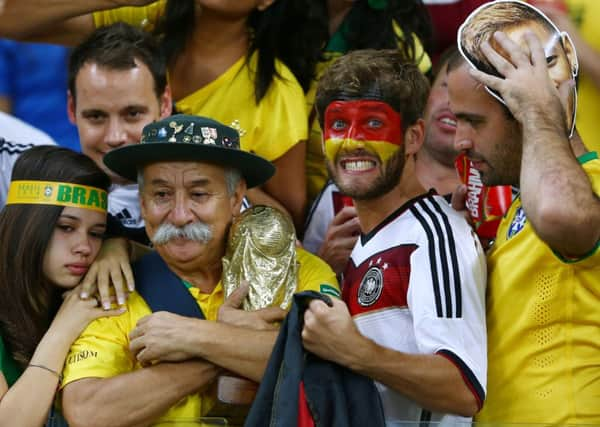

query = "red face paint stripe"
(324, 100), (403, 146)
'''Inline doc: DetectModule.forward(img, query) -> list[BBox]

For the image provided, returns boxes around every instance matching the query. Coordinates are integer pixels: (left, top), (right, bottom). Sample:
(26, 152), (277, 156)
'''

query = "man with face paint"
(301, 49), (488, 424)
(303, 48), (461, 273)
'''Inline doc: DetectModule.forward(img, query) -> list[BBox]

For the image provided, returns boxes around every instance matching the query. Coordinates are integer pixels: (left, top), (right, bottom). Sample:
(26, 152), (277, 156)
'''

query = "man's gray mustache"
(151, 222), (213, 245)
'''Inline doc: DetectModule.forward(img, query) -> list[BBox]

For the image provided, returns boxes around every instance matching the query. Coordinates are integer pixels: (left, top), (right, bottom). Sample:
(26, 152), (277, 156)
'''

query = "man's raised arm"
(0, 0), (153, 44)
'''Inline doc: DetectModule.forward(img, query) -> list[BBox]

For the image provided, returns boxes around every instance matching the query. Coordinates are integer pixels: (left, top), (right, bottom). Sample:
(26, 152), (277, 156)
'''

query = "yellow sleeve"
(295, 247), (340, 298)
(93, 0), (166, 32)
(252, 59), (308, 161)
(61, 294), (148, 388)
(565, 156), (600, 266)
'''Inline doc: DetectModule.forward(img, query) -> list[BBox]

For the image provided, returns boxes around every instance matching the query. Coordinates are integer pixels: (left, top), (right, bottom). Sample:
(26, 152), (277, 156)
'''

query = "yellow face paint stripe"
(324, 138), (401, 163)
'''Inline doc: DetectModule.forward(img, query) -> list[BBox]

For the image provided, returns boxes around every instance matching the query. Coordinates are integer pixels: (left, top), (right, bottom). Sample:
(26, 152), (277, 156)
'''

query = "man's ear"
(404, 118), (425, 156)
(159, 85), (173, 119)
(67, 91), (77, 124)
(231, 178), (248, 214)
(561, 31), (579, 77)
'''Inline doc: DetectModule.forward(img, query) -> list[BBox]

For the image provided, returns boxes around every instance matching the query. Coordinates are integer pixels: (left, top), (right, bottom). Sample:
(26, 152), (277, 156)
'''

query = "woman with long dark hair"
(0, 0), (327, 231)
(0, 146), (124, 425)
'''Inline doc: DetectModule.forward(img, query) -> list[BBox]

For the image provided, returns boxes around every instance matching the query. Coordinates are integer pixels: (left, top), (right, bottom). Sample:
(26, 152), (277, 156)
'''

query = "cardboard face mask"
(322, 100), (404, 163)
(458, 0), (579, 137)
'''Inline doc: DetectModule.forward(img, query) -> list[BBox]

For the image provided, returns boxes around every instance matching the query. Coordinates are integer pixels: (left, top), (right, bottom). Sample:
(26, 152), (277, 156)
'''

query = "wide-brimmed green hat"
(104, 114), (275, 188)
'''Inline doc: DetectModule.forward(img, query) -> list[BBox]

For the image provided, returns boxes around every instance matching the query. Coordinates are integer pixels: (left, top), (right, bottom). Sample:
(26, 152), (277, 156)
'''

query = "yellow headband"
(6, 181), (108, 213)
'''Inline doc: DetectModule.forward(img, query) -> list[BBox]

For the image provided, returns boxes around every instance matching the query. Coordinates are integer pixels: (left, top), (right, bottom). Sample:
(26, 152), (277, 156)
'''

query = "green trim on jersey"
(577, 151), (598, 164)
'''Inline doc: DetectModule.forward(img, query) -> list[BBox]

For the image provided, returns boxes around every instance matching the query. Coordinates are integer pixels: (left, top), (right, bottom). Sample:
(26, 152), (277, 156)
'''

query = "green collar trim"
(553, 238), (599, 263)
(577, 151), (598, 164)
(181, 280), (193, 289)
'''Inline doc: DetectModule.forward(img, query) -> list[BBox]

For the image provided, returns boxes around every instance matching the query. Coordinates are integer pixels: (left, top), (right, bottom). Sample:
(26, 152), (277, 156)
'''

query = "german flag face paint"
(323, 100), (403, 163)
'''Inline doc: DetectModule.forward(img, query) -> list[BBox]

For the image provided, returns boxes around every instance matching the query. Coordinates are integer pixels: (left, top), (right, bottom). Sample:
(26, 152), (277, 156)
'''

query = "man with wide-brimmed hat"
(59, 114), (339, 426)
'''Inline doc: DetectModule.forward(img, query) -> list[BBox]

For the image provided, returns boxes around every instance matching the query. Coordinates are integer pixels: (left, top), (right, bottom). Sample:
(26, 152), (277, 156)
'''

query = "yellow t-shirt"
(304, 29), (432, 204)
(476, 153), (600, 424)
(61, 248), (338, 424)
(94, 2), (308, 162)
(565, 0), (600, 153)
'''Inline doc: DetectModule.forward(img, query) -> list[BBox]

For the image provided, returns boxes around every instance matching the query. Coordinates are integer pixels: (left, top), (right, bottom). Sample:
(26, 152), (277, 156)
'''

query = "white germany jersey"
(342, 192), (487, 425)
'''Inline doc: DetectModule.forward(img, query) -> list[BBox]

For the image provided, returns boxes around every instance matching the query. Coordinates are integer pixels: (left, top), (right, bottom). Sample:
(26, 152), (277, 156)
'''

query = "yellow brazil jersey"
(565, 0), (600, 153)
(61, 248), (338, 424)
(476, 152), (600, 425)
(304, 27), (432, 204)
(94, 2), (308, 162)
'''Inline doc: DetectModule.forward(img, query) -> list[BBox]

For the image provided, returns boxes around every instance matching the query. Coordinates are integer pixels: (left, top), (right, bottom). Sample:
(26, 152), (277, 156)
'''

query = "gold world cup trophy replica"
(212, 205), (298, 421)
(222, 205), (298, 310)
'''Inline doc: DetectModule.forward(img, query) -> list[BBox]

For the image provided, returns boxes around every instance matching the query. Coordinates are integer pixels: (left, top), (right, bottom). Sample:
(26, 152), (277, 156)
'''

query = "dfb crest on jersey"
(507, 206), (527, 239)
(358, 266), (383, 307)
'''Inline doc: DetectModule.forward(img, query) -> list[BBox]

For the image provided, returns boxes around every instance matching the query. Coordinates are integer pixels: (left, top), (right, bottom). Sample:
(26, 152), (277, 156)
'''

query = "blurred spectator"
(423, 0), (488, 64)
(0, 41), (79, 150)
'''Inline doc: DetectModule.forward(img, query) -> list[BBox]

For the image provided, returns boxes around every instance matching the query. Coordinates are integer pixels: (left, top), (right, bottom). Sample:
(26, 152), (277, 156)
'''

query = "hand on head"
(469, 30), (571, 130)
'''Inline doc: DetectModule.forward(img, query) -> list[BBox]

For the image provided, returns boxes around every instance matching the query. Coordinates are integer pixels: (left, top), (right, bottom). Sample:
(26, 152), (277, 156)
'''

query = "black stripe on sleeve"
(410, 205), (443, 317)
(418, 199), (453, 318)
(429, 198), (463, 317)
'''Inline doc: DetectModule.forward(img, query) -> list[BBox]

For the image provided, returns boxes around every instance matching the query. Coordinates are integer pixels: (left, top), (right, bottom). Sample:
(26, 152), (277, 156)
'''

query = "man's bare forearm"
(63, 360), (218, 427)
(340, 337), (480, 417)
(0, 0), (153, 42)
(520, 110), (600, 256)
(186, 320), (277, 382)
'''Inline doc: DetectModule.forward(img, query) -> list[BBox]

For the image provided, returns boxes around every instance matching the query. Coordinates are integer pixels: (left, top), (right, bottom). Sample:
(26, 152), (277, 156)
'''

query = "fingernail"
(118, 296), (125, 305)
(103, 302), (111, 310)
(80, 292), (88, 299)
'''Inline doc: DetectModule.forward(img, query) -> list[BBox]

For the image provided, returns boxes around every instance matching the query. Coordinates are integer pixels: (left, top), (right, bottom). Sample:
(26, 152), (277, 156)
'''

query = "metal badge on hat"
(184, 123), (195, 135)
(168, 121), (184, 143)
(230, 119), (247, 137)
(201, 127), (217, 145)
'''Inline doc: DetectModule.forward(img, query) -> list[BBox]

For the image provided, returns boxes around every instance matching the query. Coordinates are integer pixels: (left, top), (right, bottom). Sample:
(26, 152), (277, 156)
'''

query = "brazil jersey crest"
(507, 206), (527, 239)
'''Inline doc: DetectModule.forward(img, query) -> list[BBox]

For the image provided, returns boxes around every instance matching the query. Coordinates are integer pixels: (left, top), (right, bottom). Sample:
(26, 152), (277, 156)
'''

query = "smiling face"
(43, 207), (106, 289)
(422, 62), (458, 167)
(323, 99), (407, 199)
(448, 63), (522, 187)
(68, 61), (171, 185)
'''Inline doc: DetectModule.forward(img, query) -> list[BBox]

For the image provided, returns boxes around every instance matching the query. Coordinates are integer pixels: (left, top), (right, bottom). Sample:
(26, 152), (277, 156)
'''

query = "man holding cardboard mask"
(448, 0), (600, 423)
